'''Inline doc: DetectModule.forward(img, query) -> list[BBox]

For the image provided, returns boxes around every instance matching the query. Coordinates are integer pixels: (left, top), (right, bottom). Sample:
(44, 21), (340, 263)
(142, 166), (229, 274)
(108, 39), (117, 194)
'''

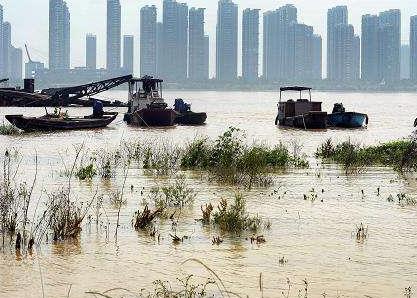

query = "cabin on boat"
(277, 86), (322, 120)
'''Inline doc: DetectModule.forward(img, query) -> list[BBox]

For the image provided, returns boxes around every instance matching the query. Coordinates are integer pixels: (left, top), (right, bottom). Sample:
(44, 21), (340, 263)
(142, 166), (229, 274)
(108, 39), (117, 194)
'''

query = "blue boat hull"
(327, 112), (368, 128)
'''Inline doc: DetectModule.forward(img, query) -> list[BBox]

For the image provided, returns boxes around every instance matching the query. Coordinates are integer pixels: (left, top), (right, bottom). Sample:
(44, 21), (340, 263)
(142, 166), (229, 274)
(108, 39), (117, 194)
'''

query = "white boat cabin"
(128, 76), (166, 112)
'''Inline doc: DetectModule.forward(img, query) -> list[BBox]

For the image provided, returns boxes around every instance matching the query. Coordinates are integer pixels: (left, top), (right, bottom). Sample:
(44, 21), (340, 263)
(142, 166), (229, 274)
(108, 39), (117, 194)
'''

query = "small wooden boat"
(327, 103), (368, 128)
(173, 98), (207, 125)
(124, 76), (176, 127)
(275, 86), (327, 129)
(5, 112), (118, 132)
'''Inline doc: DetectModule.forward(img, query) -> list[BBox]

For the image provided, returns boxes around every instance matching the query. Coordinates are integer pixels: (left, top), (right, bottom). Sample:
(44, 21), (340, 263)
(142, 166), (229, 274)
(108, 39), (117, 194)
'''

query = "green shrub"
(181, 127), (308, 187)
(316, 138), (417, 173)
(0, 124), (21, 135)
(211, 193), (267, 233)
(76, 163), (96, 180)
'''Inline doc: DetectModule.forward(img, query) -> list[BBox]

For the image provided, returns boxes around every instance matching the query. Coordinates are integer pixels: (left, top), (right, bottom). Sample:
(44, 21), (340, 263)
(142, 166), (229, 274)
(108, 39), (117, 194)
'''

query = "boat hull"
(126, 108), (176, 127)
(279, 111), (328, 129)
(5, 112), (118, 132)
(175, 112), (207, 125)
(327, 112), (368, 128)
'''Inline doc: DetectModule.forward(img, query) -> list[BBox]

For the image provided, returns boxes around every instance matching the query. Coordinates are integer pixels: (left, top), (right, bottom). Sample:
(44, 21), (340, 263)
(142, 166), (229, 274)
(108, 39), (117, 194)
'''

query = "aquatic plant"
(133, 205), (162, 230)
(181, 127), (308, 187)
(316, 138), (417, 173)
(387, 193), (417, 207)
(206, 193), (268, 234)
(354, 223), (368, 243)
(142, 142), (182, 176)
(0, 149), (38, 250)
(153, 176), (195, 210)
(45, 188), (94, 241)
(0, 123), (21, 135)
(75, 163), (96, 180)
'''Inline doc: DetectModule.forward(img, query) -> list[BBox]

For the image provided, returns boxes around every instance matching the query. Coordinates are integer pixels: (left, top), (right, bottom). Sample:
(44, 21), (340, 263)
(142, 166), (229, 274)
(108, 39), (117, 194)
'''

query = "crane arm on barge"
(41, 74), (133, 101)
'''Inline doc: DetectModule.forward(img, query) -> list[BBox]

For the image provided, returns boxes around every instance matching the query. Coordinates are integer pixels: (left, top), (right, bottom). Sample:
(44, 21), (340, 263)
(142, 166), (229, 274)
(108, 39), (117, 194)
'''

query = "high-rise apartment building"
(189, 7), (207, 81)
(107, 0), (121, 71)
(411, 16), (417, 81)
(86, 34), (97, 70)
(312, 34), (323, 80)
(378, 9), (401, 82)
(361, 14), (379, 81)
(2, 22), (11, 77)
(156, 22), (163, 76)
(49, 0), (70, 70)
(327, 6), (348, 80)
(162, 0), (188, 81)
(287, 23), (313, 81)
(216, 0), (238, 81)
(204, 35), (210, 79)
(263, 4), (297, 81)
(140, 5), (157, 76)
(0, 5), (4, 78)
(361, 10), (401, 82)
(9, 47), (22, 81)
(123, 35), (134, 74)
(242, 8), (259, 81)
(401, 44), (410, 79)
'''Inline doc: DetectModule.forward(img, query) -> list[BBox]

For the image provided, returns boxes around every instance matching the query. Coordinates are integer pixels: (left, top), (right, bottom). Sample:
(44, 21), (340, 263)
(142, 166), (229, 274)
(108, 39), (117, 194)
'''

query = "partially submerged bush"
(133, 205), (162, 230)
(387, 193), (417, 207)
(316, 138), (417, 173)
(0, 123), (21, 136)
(76, 163), (96, 180)
(154, 177), (195, 209)
(181, 127), (308, 187)
(45, 189), (93, 241)
(204, 193), (269, 234)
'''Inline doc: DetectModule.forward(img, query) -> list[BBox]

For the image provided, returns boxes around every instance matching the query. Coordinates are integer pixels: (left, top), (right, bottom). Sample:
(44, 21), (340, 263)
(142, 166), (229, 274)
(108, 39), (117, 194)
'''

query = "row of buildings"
(0, 5), (23, 83)
(4, 1), (417, 85)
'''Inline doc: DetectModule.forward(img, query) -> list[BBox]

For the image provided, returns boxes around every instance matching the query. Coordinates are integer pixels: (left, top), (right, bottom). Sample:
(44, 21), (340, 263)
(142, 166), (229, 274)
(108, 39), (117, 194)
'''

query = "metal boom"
(41, 74), (133, 101)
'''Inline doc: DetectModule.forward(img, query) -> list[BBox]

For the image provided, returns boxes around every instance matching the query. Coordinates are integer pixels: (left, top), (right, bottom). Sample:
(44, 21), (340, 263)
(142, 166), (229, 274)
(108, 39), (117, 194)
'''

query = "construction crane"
(25, 44), (33, 63)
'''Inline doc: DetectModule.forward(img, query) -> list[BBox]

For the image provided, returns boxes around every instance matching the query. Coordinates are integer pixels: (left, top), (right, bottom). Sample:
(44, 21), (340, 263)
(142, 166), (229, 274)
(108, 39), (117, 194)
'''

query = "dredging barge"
(124, 76), (176, 127)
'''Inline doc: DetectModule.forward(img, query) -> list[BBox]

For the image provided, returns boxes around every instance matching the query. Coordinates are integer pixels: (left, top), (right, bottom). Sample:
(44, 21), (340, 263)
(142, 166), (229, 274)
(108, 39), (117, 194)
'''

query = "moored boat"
(5, 112), (118, 132)
(327, 103), (368, 128)
(173, 98), (207, 125)
(124, 76), (176, 127)
(275, 86), (327, 129)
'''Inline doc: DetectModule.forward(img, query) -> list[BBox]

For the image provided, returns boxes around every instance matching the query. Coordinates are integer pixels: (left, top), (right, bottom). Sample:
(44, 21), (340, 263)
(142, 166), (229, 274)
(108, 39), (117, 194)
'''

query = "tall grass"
(316, 138), (417, 173)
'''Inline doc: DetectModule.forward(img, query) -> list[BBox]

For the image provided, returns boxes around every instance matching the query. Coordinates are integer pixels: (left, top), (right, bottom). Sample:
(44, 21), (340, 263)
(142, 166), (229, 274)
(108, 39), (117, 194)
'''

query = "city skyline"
(2, 0), (417, 78)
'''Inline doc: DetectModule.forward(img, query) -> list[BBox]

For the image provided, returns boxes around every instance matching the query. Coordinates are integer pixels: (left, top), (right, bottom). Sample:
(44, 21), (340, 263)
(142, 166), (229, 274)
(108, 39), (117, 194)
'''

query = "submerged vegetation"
(181, 127), (308, 187)
(316, 138), (417, 173)
(202, 193), (269, 234)
(0, 123), (21, 136)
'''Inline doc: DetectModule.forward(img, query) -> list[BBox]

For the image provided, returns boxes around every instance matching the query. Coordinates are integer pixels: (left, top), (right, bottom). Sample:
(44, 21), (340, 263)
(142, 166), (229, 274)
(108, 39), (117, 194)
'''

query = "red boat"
(124, 76), (176, 127)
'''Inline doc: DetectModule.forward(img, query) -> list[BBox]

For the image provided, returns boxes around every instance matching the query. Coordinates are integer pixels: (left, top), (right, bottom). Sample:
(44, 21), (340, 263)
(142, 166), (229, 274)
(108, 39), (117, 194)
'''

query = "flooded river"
(1, 91), (417, 297)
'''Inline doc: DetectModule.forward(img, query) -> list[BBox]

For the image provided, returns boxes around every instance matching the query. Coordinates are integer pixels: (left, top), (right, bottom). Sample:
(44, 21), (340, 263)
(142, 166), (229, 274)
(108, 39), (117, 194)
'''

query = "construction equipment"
(41, 74), (133, 101)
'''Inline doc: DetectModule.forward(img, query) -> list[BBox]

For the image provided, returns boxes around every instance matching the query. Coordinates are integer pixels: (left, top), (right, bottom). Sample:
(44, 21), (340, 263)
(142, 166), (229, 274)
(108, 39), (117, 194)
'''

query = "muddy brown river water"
(1, 90), (417, 297)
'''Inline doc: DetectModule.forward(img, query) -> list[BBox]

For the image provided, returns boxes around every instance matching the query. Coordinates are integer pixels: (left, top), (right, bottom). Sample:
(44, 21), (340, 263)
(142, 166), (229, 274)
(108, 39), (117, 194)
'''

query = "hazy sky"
(1, 0), (416, 76)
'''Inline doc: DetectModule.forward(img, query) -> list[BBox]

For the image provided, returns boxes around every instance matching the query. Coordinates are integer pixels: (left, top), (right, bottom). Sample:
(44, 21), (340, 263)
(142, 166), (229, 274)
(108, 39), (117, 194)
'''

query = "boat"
(5, 111), (118, 132)
(173, 98), (207, 125)
(327, 103), (368, 128)
(124, 76), (176, 127)
(275, 86), (327, 129)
